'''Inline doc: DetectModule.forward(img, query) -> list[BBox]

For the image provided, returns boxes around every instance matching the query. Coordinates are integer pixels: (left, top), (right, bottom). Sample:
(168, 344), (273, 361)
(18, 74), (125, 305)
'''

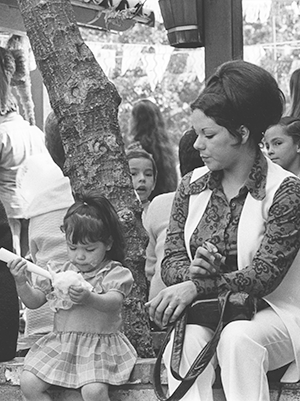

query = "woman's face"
(264, 125), (299, 172)
(191, 109), (242, 172)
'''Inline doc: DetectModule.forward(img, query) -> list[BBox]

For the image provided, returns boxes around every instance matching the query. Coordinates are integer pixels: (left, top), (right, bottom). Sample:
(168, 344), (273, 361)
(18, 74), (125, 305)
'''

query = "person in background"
(144, 129), (203, 302)
(147, 60), (300, 401)
(129, 98), (178, 200)
(0, 199), (19, 362)
(7, 191), (137, 401)
(264, 116), (300, 177)
(15, 154), (74, 355)
(0, 42), (50, 256)
(126, 145), (157, 219)
(287, 68), (300, 118)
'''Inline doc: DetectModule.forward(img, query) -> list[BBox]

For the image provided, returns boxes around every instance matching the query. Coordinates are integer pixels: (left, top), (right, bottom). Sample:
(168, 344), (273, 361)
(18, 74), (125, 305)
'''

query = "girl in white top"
(126, 145), (157, 219)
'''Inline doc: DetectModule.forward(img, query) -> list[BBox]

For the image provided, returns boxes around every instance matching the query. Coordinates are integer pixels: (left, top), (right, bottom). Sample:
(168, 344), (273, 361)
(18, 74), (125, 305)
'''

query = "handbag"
(153, 290), (257, 401)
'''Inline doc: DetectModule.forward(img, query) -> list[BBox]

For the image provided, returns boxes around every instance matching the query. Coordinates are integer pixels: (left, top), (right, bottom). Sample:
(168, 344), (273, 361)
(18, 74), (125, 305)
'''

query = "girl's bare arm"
(69, 285), (123, 312)
(8, 258), (47, 309)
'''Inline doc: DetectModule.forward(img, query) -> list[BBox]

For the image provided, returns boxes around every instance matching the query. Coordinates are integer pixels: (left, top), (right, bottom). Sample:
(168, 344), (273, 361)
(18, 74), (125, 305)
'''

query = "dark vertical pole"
(203, 0), (243, 79)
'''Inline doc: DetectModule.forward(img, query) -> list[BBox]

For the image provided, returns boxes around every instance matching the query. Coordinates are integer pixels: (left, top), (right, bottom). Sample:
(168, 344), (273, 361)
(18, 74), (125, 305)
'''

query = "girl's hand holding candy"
(7, 257), (28, 286)
(68, 284), (91, 305)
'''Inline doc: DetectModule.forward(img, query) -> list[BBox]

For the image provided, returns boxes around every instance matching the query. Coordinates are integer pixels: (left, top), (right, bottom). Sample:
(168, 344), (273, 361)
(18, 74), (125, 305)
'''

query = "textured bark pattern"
(17, 0), (154, 357)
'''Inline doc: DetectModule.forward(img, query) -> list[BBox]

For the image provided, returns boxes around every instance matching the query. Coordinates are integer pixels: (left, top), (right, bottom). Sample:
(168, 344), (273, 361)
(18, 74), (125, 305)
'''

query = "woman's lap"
(163, 308), (294, 401)
(218, 307), (294, 370)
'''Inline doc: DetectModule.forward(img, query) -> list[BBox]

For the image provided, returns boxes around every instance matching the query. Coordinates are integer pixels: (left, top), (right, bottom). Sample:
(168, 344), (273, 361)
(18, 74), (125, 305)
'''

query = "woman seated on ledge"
(147, 60), (300, 401)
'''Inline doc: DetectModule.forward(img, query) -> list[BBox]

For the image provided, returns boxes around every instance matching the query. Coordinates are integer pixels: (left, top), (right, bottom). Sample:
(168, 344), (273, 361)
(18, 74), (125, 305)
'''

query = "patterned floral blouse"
(161, 151), (300, 298)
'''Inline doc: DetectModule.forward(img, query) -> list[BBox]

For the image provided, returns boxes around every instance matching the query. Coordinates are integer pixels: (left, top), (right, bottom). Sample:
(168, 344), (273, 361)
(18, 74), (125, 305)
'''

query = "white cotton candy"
(52, 271), (92, 294)
(46, 269), (93, 312)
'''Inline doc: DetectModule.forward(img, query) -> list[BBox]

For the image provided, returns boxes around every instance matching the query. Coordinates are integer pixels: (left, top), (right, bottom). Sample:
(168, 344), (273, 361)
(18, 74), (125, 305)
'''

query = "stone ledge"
(0, 357), (167, 386)
(1, 357), (300, 401)
(0, 357), (168, 401)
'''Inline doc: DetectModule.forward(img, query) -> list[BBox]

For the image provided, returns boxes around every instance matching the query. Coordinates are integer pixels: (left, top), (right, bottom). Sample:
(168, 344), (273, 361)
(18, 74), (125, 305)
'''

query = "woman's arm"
(161, 174), (195, 285)
(191, 177), (300, 298)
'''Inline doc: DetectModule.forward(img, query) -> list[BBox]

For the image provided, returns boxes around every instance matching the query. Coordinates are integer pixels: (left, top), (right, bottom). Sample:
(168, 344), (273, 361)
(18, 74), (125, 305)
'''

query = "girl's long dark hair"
(289, 69), (300, 119)
(61, 190), (126, 264)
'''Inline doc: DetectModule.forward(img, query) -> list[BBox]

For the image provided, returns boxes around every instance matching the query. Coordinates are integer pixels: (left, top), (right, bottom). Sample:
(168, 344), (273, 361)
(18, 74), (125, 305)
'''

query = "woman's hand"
(145, 281), (197, 329)
(69, 285), (91, 304)
(189, 242), (224, 278)
(7, 258), (28, 286)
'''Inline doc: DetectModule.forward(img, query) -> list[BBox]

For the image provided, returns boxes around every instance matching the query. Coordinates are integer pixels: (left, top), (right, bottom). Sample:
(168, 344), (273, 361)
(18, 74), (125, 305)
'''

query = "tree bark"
(17, 0), (154, 357)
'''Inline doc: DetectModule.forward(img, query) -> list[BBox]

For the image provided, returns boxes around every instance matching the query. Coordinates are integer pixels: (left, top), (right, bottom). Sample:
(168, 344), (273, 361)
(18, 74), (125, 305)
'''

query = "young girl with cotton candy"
(7, 191), (137, 401)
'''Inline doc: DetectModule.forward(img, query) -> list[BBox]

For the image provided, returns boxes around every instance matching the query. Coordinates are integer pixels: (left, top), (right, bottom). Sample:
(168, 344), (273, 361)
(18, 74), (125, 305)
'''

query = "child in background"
(7, 191), (137, 401)
(126, 145), (157, 219)
(264, 116), (300, 176)
(144, 129), (204, 302)
(128, 99), (178, 200)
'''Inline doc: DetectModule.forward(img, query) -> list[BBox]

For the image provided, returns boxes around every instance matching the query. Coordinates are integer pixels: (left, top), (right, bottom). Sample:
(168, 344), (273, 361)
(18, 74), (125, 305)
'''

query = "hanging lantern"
(158, 0), (204, 48)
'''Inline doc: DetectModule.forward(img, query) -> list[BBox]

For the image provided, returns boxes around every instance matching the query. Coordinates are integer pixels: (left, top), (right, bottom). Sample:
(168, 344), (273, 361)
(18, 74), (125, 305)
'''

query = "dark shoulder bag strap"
(153, 291), (231, 401)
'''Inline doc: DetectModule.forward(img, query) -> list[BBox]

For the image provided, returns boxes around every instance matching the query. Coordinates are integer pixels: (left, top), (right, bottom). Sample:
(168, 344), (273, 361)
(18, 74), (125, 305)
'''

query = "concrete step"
(0, 357), (164, 401)
(1, 357), (300, 401)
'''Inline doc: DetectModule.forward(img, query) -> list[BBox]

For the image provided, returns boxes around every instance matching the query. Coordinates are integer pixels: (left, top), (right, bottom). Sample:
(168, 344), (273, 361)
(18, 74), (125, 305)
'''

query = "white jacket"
(185, 158), (300, 382)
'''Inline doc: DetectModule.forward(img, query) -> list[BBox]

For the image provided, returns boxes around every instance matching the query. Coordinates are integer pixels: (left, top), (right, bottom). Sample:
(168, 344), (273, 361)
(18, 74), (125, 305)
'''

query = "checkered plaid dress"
(23, 260), (137, 388)
(23, 330), (137, 387)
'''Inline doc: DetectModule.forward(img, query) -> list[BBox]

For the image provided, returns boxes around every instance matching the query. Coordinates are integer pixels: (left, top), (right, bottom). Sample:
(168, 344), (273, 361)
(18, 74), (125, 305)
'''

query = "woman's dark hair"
(61, 191), (126, 264)
(289, 69), (300, 118)
(178, 129), (204, 176)
(275, 116), (300, 144)
(129, 99), (178, 199)
(191, 60), (285, 147)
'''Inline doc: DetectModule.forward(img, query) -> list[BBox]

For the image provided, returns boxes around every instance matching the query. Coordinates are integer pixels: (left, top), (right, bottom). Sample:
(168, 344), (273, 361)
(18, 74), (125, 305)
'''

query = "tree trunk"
(17, 0), (154, 357)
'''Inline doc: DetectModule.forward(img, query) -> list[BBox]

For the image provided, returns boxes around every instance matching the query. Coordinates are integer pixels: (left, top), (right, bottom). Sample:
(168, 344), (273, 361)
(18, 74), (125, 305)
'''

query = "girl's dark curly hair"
(61, 190), (126, 264)
(129, 99), (178, 199)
